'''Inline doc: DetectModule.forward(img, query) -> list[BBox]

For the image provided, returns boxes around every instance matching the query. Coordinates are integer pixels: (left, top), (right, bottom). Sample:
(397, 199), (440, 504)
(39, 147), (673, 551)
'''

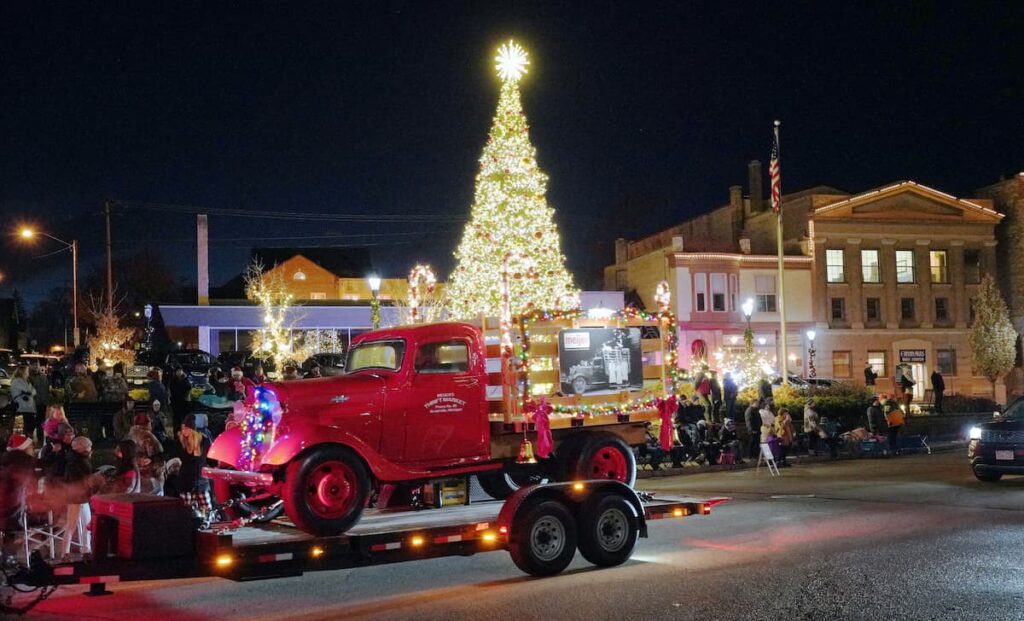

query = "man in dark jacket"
(866, 397), (887, 435)
(931, 369), (946, 414)
(723, 372), (738, 421)
(709, 372), (723, 424)
(864, 362), (877, 387)
(168, 366), (193, 434)
(744, 398), (762, 460)
(28, 361), (51, 442)
(757, 376), (773, 405)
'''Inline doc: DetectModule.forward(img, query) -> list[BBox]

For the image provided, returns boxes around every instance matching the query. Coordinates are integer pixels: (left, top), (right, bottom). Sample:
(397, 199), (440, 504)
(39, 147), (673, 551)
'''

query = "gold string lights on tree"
(446, 39), (579, 318)
(407, 264), (437, 324)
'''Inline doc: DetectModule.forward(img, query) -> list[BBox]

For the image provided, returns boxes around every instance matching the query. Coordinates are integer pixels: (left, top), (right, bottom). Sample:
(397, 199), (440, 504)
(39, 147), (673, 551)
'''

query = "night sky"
(2, 1), (1022, 308)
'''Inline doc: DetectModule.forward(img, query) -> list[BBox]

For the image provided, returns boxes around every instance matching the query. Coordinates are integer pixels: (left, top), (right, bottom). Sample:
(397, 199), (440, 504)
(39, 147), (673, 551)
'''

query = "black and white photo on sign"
(558, 328), (643, 396)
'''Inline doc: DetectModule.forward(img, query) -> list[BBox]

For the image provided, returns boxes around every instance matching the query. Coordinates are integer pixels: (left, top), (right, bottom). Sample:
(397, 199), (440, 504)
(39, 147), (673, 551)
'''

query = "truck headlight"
(969, 426), (982, 440)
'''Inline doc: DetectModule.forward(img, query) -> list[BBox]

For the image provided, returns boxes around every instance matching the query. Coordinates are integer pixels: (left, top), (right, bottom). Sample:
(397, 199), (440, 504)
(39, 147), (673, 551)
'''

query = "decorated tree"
(86, 306), (136, 369)
(446, 40), (579, 318)
(245, 260), (299, 368)
(969, 274), (1018, 396)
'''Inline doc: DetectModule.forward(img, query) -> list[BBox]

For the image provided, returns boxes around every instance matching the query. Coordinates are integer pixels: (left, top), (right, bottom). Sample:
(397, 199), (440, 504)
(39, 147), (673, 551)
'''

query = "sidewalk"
(635, 438), (966, 480)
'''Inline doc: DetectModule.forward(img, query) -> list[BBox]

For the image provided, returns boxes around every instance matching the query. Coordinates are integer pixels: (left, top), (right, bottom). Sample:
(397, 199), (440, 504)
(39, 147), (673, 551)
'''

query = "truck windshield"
(347, 340), (405, 372)
(1004, 398), (1024, 421)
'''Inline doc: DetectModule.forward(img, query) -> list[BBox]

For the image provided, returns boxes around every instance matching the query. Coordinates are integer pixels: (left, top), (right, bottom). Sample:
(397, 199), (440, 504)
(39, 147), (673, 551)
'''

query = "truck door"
(397, 338), (488, 463)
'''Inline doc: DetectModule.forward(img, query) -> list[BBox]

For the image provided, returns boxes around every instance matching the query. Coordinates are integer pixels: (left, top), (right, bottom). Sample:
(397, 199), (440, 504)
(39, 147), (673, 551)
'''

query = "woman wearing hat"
(1, 433), (36, 547)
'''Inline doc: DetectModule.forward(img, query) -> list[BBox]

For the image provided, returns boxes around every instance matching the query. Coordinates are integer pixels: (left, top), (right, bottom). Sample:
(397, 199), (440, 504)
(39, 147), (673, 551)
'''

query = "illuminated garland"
(407, 264), (437, 324)
(517, 307), (684, 418)
(237, 388), (280, 472)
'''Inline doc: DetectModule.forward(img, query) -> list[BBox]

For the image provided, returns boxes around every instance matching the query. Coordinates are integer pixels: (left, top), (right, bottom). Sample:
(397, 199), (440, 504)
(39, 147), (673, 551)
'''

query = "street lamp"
(20, 227), (79, 347)
(806, 329), (817, 379)
(367, 275), (382, 329)
(741, 298), (754, 353)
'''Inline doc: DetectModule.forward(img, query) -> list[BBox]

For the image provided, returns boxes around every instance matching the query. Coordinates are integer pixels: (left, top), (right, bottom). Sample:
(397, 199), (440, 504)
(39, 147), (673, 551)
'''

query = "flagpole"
(774, 119), (789, 386)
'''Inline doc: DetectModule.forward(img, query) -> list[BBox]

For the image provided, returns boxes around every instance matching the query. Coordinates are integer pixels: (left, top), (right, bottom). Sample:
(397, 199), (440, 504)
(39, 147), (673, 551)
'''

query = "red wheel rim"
(305, 460), (358, 519)
(588, 446), (629, 482)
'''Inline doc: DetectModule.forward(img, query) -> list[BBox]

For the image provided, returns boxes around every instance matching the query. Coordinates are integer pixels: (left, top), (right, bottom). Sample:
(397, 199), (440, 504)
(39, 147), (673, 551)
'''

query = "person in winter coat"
(39, 422), (75, 482)
(128, 414), (165, 495)
(864, 362), (877, 387)
(803, 399), (822, 455)
(10, 365), (37, 436)
(102, 363), (130, 404)
(28, 361), (51, 442)
(744, 399), (762, 460)
(719, 418), (742, 463)
(818, 416), (841, 459)
(168, 367), (193, 433)
(228, 367), (256, 402)
(66, 363), (99, 403)
(884, 401), (906, 455)
(694, 371), (713, 423)
(931, 369), (946, 414)
(774, 409), (796, 466)
(866, 397), (887, 435)
(1, 434), (36, 547)
(104, 440), (141, 494)
(177, 414), (213, 523)
(898, 365), (915, 410)
(757, 375), (773, 405)
(759, 403), (776, 443)
(144, 368), (168, 409)
(709, 372), (723, 423)
(722, 372), (738, 421)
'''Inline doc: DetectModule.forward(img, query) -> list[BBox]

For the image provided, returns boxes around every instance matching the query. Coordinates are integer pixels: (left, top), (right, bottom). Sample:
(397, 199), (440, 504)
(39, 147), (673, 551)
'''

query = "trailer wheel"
(283, 445), (370, 536)
(508, 499), (578, 576)
(570, 433), (637, 487)
(577, 493), (640, 567)
(477, 469), (547, 500)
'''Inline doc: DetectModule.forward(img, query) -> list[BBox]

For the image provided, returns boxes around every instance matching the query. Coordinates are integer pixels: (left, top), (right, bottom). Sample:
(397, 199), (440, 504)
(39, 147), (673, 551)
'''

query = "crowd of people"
(0, 358), (276, 561)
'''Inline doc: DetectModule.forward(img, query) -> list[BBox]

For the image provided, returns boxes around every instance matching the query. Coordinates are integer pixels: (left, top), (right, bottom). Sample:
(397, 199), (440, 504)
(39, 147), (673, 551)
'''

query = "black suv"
(968, 398), (1024, 482)
(133, 349), (217, 387)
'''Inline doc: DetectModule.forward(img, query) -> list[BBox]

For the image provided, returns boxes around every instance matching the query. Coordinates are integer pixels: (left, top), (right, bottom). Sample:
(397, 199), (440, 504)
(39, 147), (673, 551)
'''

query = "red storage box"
(91, 494), (196, 560)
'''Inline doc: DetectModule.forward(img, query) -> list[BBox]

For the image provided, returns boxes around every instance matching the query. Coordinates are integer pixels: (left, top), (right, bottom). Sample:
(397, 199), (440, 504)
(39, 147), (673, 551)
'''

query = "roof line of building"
(812, 180), (1002, 218)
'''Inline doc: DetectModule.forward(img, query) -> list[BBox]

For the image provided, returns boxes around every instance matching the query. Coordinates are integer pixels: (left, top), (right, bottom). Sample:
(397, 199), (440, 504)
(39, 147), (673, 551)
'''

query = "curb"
(636, 440), (965, 479)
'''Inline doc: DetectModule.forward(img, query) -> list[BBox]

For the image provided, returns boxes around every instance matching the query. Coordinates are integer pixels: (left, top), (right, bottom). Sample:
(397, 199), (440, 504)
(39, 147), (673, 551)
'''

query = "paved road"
(25, 452), (1024, 620)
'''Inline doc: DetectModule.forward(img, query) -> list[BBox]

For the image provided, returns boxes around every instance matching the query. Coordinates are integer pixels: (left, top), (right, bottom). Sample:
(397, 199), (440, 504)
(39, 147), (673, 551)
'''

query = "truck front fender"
(208, 426), (243, 469)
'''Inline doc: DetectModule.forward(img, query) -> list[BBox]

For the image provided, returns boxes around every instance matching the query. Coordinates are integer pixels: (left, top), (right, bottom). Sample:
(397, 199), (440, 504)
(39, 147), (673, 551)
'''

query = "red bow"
(658, 395), (677, 451)
(530, 397), (554, 459)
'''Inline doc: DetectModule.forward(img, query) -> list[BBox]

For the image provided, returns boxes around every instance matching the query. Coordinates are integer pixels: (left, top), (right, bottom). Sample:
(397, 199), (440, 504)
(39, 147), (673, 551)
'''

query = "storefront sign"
(899, 349), (926, 363)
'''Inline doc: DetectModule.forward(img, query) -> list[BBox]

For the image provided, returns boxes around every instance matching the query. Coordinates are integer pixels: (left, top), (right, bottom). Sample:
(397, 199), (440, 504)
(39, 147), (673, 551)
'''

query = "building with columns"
(606, 167), (1004, 400)
(809, 181), (1001, 398)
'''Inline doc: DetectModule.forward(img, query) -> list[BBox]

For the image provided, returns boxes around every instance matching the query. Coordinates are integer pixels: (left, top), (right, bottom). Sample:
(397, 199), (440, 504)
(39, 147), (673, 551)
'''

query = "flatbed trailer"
(8, 482), (726, 603)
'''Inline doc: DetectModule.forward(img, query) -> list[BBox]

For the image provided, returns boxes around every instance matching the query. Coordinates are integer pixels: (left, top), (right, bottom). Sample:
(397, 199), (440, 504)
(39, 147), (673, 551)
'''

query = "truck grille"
(981, 429), (1024, 443)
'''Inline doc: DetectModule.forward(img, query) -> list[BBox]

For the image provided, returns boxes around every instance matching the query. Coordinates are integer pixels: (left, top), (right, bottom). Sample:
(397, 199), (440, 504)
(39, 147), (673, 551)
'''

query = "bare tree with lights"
(446, 40), (579, 318)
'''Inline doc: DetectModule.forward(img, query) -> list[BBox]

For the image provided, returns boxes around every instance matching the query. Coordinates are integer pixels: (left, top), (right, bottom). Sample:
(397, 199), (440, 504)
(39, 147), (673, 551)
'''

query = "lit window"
(929, 250), (948, 283)
(310, 292), (327, 300)
(867, 351), (886, 377)
(861, 249), (880, 283)
(896, 250), (915, 283)
(832, 351), (852, 378)
(293, 270), (307, 281)
(755, 275), (776, 313)
(826, 249), (845, 283)
(728, 274), (738, 311)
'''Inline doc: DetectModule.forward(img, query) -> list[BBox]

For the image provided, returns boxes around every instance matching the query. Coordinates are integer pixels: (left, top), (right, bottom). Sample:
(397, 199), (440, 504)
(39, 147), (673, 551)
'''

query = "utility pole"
(104, 199), (113, 313)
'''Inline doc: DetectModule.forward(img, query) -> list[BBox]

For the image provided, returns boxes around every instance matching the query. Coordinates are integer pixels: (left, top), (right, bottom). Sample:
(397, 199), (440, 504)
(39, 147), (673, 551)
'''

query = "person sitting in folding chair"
(1, 434), (37, 554)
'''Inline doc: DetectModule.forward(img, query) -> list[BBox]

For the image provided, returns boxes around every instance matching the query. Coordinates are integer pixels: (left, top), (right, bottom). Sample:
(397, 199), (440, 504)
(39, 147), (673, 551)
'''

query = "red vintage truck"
(205, 312), (678, 537)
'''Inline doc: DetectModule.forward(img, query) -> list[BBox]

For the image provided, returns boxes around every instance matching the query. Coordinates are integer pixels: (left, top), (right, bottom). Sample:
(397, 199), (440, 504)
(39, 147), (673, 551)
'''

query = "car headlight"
(969, 426), (982, 440)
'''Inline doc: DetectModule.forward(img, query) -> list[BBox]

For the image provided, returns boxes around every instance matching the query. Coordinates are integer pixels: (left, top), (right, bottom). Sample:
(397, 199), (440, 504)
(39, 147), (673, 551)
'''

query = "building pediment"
(812, 181), (1002, 223)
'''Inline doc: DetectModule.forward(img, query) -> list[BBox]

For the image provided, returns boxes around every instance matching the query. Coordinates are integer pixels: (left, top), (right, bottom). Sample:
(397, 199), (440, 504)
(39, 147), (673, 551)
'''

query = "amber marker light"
(311, 546), (325, 558)
(410, 536), (425, 547)
(481, 531), (498, 543)
(672, 508), (685, 517)
(215, 554), (234, 568)
(572, 482), (585, 491)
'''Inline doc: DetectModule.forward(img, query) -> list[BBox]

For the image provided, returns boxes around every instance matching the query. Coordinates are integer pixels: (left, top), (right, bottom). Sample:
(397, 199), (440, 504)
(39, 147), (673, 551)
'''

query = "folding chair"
(17, 499), (65, 567)
(756, 442), (780, 476)
(62, 502), (92, 556)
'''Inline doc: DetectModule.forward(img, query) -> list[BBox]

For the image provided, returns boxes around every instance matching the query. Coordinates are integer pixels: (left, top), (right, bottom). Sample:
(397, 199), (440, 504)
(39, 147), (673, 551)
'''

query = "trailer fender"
(497, 480), (647, 541)
(208, 426), (243, 468)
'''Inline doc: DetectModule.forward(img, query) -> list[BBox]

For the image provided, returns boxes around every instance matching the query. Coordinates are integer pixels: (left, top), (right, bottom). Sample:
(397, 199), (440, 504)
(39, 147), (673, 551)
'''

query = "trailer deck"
(28, 492), (725, 592)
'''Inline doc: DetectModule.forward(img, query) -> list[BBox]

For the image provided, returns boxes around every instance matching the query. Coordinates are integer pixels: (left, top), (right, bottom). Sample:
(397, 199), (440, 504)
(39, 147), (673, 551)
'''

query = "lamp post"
(806, 329), (817, 379)
(367, 275), (382, 329)
(741, 298), (755, 353)
(21, 228), (79, 347)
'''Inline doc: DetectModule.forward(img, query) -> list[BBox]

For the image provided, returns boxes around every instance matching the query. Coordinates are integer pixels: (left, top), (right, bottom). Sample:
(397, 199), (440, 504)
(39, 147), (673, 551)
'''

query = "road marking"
(770, 494), (816, 499)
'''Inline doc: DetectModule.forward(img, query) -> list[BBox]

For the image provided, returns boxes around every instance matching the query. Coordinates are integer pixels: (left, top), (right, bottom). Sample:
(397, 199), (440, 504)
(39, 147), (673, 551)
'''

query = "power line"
(118, 200), (463, 223)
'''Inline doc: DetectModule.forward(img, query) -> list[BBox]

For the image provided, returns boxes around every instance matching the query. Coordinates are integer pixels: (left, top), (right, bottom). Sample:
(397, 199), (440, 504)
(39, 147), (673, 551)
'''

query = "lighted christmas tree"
(446, 40), (579, 319)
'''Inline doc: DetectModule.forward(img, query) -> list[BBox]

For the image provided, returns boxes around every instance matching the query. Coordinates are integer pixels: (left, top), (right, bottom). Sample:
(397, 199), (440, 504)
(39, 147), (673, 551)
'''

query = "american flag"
(769, 125), (781, 214)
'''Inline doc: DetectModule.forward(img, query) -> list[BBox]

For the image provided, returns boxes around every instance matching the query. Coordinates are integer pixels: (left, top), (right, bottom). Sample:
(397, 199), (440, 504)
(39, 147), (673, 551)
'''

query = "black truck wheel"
(477, 469), (548, 500)
(569, 433), (637, 487)
(577, 492), (640, 567)
(282, 445), (370, 536)
(973, 468), (1002, 482)
(508, 499), (578, 576)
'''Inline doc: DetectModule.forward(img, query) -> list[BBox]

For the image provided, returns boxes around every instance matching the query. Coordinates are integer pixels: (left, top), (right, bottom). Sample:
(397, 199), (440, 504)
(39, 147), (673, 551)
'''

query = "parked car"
(217, 350), (279, 380)
(132, 349), (217, 387)
(0, 349), (13, 372)
(301, 353), (345, 377)
(14, 353), (61, 369)
(968, 398), (1024, 482)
